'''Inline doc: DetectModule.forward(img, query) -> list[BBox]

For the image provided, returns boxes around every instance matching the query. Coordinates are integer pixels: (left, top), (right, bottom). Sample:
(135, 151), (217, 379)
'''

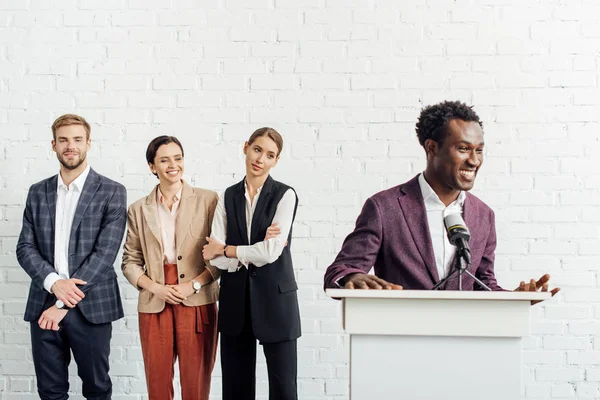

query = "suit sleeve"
(16, 188), (58, 290)
(121, 205), (146, 289)
(204, 192), (222, 280)
(323, 197), (383, 289)
(474, 209), (504, 291)
(71, 184), (127, 294)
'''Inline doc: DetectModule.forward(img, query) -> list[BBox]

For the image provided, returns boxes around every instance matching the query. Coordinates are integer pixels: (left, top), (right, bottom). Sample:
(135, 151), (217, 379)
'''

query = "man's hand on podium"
(514, 274), (560, 305)
(343, 273), (403, 290)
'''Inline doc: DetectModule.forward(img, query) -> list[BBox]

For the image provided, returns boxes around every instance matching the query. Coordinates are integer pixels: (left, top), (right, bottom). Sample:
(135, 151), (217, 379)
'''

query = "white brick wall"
(1, 1), (599, 399)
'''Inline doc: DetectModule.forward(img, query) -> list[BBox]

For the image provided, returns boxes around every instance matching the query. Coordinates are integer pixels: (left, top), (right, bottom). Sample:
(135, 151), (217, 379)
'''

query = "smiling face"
(243, 134), (280, 179)
(424, 119), (484, 200)
(52, 124), (90, 171)
(149, 142), (184, 184)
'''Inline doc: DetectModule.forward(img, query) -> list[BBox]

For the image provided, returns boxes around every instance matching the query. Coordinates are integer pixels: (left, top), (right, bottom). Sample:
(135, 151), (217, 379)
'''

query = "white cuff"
(43, 273), (61, 294)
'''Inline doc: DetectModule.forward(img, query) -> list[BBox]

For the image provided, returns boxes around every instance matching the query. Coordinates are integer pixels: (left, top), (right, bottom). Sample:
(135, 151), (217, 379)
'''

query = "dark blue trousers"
(30, 302), (113, 400)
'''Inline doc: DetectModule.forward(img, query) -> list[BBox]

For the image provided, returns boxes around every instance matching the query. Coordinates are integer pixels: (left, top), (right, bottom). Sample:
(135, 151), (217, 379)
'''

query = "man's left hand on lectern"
(514, 273), (560, 305)
(343, 273), (403, 290)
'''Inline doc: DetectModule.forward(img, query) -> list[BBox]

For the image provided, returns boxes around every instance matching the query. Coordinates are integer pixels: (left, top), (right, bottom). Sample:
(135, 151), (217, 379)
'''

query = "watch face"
(55, 299), (65, 309)
(193, 282), (201, 291)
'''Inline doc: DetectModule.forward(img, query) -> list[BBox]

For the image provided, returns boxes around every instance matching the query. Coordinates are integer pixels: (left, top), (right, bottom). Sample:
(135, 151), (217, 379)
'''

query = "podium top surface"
(326, 289), (551, 302)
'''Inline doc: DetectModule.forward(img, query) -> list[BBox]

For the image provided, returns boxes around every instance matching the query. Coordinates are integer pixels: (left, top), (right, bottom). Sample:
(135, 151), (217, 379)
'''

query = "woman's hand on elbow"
(264, 223), (281, 241)
(202, 237), (224, 261)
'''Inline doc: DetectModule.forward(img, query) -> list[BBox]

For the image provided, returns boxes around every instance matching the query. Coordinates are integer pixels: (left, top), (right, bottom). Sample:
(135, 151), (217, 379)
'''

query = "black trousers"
(221, 284), (298, 400)
(30, 303), (113, 400)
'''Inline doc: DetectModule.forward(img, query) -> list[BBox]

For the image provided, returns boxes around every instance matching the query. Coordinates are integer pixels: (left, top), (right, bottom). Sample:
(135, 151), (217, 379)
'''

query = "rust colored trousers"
(139, 264), (218, 400)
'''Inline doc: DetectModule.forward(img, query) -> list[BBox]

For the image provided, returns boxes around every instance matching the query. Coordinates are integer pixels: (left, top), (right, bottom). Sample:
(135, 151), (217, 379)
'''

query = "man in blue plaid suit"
(16, 114), (127, 400)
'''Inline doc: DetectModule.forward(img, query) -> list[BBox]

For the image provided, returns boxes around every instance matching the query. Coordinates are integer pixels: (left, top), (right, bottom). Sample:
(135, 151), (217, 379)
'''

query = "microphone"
(443, 213), (471, 265)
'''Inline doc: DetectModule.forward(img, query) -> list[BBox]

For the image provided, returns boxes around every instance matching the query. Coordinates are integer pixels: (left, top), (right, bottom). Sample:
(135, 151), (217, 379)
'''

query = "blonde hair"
(51, 114), (91, 139)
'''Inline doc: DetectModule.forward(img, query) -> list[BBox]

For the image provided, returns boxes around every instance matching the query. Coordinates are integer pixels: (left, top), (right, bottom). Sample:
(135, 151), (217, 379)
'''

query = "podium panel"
(326, 289), (550, 400)
(351, 335), (520, 400)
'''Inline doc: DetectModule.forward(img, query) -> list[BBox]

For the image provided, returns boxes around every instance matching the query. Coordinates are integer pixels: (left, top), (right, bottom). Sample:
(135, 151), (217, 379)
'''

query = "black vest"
(218, 176), (301, 343)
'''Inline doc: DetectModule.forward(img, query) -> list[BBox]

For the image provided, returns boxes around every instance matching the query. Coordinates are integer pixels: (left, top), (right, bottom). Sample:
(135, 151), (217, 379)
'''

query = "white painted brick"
(203, 43), (248, 58)
(251, 75), (295, 90)
(251, 42), (296, 57)
(552, 384), (576, 398)
(153, 75), (198, 90)
(549, 72), (596, 88)
(521, 55), (571, 72)
(106, 76), (149, 91)
(526, 384), (551, 399)
(536, 368), (585, 382)
(107, 43), (152, 59)
(302, 75), (347, 90)
(278, 26), (324, 41)
(351, 75), (396, 90)
(202, 77), (247, 90)
(576, 383), (599, 399)
(297, 108), (345, 123)
(300, 42), (345, 58)
(1, 2), (600, 398)
(328, 25), (376, 41)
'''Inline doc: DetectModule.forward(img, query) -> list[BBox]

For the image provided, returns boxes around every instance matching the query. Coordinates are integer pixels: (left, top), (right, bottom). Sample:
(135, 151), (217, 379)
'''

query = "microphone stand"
(432, 247), (492, 291)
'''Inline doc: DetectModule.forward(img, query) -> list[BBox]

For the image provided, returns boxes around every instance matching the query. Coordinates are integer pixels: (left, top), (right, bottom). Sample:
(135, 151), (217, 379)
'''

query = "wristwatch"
(55, 299), (65, 309)
(223, 245), (229, 258)
(191, 280), (201, 294)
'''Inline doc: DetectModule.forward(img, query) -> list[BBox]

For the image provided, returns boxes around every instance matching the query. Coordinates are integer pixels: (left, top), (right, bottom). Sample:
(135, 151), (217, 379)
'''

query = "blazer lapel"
(397, 175), (439, 283)
(250, 175), (273, 245)
(45, 176), (58, 238)
(142, 185), (163, 248)
(70, 169), (100, 240)
(462, 194), (481, 250)
(233, 179), (249, 245)
(176, 181), (195, 253)
(68, 170), (100, 275)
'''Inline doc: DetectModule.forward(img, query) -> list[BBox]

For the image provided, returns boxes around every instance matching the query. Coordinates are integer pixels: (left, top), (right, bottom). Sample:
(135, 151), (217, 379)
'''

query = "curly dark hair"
(415, 100), (482, 148)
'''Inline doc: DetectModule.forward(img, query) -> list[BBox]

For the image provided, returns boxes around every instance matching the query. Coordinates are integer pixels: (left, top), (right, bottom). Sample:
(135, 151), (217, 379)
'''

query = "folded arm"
(236, 188), (296, 267)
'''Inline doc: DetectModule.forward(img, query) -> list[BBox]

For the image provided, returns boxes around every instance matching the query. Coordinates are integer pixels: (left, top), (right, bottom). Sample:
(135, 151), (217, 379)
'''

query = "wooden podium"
(326, 289), (550, 400)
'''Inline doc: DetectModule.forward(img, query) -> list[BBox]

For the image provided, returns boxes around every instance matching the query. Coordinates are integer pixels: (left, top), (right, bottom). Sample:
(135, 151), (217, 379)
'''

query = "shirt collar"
(157, 185), (183, 204)
(418, 172), (466, 208)
(57, 165), (91, 193)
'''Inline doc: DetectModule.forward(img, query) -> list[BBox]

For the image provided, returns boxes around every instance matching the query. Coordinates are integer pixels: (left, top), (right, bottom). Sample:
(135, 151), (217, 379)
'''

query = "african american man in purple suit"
(324, 100), (560, 299)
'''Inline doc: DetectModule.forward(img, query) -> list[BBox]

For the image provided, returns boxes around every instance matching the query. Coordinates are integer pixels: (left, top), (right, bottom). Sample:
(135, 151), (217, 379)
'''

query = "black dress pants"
(221, 284), (298, 400)
(30, 303), (113, 400)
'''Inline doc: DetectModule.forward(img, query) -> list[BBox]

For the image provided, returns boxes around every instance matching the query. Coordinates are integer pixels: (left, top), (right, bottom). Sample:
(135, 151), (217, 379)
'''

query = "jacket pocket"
(189, 217), (207, 239)
(278, 280), (298, 294)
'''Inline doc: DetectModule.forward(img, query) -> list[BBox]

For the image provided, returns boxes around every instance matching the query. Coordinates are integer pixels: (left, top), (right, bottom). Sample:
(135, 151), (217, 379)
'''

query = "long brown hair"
(248, 127), (283, 156)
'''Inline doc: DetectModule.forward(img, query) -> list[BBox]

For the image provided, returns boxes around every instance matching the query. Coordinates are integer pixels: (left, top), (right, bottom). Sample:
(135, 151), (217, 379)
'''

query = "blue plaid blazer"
(16, 168), (126, 324)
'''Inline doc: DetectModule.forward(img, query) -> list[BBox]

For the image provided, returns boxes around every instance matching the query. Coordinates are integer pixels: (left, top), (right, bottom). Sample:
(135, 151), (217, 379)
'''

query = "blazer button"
(180, 274), (185, 278)
(251, 271), (257, 277)
(177, 255), (182, 260)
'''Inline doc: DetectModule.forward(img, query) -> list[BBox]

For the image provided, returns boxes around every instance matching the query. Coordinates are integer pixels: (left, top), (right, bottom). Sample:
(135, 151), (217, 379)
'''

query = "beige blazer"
(122, 181), (220, 313)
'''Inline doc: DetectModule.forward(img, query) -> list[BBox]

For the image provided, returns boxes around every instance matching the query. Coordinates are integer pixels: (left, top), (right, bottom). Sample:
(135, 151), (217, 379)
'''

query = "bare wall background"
(0, 0), (599, 398)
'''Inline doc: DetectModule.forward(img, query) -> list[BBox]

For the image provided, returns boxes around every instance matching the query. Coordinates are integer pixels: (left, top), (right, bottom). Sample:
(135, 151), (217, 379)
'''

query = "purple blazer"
(324, 175), (504, 291)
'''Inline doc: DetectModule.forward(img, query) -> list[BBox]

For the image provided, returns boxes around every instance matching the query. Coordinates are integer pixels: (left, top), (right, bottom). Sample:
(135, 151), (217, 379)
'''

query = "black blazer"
(218, 176), (301, 343)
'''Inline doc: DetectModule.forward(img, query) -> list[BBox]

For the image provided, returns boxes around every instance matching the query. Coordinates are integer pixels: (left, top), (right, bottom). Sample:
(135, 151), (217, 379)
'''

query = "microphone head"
(443, 213), (470, 245)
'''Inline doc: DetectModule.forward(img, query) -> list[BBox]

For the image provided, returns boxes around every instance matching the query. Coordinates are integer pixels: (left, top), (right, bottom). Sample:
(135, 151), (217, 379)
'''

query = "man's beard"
(58, 152), (86, 170)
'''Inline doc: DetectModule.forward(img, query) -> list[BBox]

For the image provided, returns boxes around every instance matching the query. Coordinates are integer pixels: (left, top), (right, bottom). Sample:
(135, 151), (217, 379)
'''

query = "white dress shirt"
(156, 186), (182, 264)
(210, 181), (296, 273)
(418, 173), (466, 280)
(44, 165), (91, 293)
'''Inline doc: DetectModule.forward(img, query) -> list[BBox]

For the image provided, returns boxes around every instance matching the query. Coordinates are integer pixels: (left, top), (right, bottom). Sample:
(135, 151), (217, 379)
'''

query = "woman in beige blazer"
(122, 135), (219, 400)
